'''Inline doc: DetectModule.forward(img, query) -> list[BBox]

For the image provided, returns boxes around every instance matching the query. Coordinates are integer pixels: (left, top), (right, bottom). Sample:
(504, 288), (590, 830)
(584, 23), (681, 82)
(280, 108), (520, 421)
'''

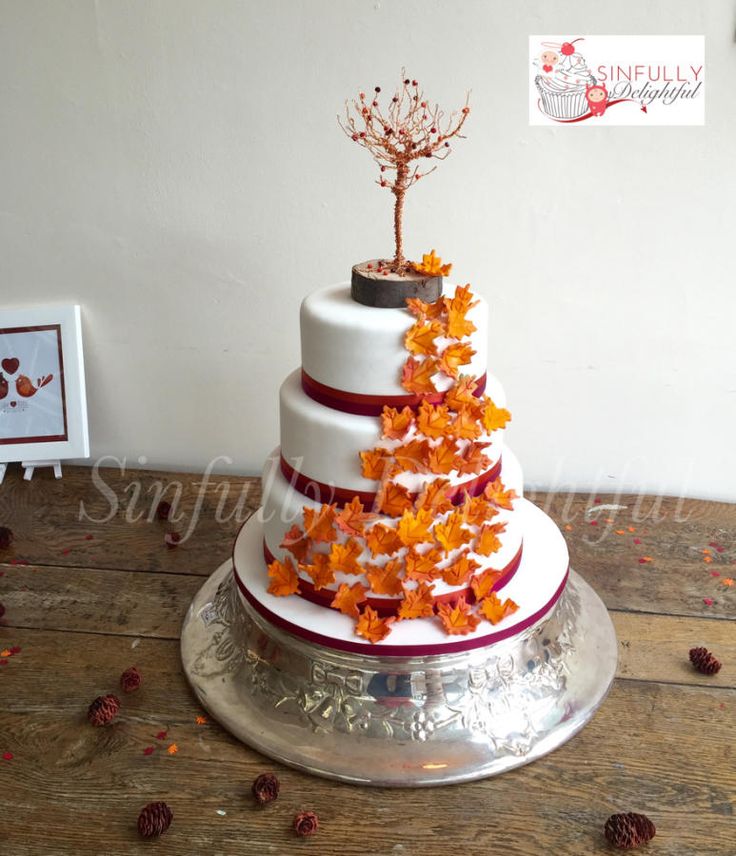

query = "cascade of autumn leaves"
(268, 278), (520, 642)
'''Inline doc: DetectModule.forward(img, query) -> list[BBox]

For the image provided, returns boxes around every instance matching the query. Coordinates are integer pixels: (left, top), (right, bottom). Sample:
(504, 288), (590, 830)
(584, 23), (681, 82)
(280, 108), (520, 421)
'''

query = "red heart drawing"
(543, 64), (553, 73)
(10, 401), (17, 408)
(1, 358), (19, 374)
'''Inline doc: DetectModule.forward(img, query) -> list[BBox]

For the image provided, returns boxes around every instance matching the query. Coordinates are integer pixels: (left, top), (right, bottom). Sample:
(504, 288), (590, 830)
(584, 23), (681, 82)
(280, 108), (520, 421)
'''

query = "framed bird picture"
(0, 304), (89, 470)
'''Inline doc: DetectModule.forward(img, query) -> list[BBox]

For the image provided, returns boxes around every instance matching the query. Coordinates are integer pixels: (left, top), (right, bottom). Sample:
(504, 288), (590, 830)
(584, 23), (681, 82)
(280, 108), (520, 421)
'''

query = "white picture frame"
(0, 304), (89, 464)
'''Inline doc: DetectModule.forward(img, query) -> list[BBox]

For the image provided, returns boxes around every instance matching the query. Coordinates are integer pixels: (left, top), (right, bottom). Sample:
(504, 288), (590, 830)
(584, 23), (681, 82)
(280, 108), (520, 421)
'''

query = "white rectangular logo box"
(529, 35), (704, 126)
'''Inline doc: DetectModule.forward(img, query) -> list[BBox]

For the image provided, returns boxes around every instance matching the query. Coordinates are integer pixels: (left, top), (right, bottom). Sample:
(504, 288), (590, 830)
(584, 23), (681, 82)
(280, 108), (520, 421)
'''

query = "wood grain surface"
(0, 464), (734, 855)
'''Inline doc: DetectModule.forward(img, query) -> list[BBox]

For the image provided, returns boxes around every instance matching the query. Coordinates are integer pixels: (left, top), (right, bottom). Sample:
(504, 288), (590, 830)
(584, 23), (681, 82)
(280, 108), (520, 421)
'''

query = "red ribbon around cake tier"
(301, 369), (488, 416)
(233, 562), (570, 657)
(262, 540), (523, 617)
(280, 454), (502, 508)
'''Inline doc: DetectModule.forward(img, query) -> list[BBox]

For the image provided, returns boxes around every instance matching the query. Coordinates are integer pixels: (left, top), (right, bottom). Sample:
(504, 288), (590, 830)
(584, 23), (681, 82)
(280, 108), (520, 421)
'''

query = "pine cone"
(120, 666), (142, 693)
(155, 501), (172, 522)
(689, 646), (722, 675)
(87, 694), (120, 726)
(137, 801), (173, 838)
(294, 810), (319, 837)
(0, 526), (14, 550)
(252, 772), (280, 805)
(604, 812), (656, 849)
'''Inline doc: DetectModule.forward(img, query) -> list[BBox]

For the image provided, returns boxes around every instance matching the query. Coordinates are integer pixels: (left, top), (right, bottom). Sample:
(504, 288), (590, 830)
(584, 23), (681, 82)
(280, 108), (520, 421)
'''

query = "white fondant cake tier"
(301, 283), (489, 396)
(280, 369), (506, 495)
(259, 446), (525, 601)
(234, 498), (569, 656)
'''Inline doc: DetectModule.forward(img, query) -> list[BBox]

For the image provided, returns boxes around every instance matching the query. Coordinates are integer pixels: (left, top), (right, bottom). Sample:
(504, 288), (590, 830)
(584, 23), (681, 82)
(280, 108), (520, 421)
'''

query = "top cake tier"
(300, 284), (489, 398)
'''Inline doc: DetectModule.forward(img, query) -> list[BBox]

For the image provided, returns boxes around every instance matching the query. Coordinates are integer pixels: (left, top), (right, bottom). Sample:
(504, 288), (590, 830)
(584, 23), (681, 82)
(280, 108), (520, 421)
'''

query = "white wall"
(1, 0), (734, 500)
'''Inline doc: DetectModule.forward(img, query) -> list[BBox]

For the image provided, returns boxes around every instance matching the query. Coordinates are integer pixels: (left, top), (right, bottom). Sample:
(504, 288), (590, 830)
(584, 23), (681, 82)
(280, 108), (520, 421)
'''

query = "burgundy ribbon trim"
(280, 454), (502, 508)
(301, 369), (487, 416)
(262, 540), (524, 616)
(232, 563), (570, 658)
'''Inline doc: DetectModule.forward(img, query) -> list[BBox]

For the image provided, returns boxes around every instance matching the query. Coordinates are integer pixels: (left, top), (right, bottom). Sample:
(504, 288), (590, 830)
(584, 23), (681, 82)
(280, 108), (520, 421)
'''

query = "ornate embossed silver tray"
(181, 561), (617, 786)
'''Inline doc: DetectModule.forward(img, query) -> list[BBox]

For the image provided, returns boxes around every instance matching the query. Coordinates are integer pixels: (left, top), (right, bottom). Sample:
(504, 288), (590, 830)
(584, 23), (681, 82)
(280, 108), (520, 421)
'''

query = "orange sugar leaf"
(415, 478), (454, 515)
(445, 303), (477, 340)
(406, 296), (446, 321)
(302, 504), (338, 542)
(417, 400), (452, 439)
(442, 553), (480, 586)
(376, 481), (414, 517)
(459, 494), (498, 527)
(331, 581), (368, 618)
(470, 568), (503, 601)
(365, 523), (403, 557)
(328, 538), (364, 575)
(405, 321), (443, 356)
(475, 521), (507, 556)
(360, 448), (392, 481)
(438, 342), (475, 378)
(436, 595), (481, 635)
(398, 581), (436, 620)
(267, 556), (301, 597)
(380, 405), (415, 440)
(279, 524), (311, 563)
(401, 356), (439, 395)
(335, 495), (376, 536)
(393, 439), (430, 473)
(484, 478), (518, 510)
(397, 508), (434, 548)
(355, 605), (396, 644)
(482, 399), (512, 433)
(412, 250), (453, 278)
(454, 442), (491, 476)
(449, 284), (478, 313)
(452, 405), (483, 440)
(435, 511), (473, 554)
(301, 553), (336, 590)
(444, 375), (480, 412)
(443, 285), (478, 339)
(427, 437), (460, 475)
(365, 559), (404, 596)
(479, 591), (519, 625)
(404, 547), (444, 582)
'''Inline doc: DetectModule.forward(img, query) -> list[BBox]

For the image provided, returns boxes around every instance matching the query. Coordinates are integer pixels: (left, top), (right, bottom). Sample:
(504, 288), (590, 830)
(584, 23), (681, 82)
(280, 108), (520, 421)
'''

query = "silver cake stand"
(181, 560), (617, 787)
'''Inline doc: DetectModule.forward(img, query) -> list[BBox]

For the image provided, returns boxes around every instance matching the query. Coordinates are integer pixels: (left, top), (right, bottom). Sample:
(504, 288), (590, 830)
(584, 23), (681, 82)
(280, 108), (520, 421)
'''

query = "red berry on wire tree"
(339, 72), (470, 274)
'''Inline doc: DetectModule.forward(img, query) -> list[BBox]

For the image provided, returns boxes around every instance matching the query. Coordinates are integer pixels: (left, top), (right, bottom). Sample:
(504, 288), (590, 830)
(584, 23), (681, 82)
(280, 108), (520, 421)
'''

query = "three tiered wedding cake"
(233, 271), (570, 656)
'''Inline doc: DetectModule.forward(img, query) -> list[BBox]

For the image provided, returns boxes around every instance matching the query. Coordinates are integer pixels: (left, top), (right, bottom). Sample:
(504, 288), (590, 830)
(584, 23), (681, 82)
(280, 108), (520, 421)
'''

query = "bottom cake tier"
(233, 498), (568, 656)
(181, 551), (618, 785)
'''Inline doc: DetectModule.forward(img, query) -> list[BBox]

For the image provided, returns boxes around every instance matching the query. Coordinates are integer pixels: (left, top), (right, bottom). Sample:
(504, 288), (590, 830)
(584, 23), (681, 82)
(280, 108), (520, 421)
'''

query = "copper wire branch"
(338, 71), (470, 274)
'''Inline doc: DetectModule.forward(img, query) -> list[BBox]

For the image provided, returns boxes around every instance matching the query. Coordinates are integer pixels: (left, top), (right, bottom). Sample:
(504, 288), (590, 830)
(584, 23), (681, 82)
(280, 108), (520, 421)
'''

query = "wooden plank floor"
(0, 465), (734, 855)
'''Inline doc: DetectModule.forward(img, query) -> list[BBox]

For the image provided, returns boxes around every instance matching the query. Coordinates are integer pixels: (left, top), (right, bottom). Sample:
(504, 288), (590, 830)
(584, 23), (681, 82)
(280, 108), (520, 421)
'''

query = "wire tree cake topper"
(339, 72), (470, 275)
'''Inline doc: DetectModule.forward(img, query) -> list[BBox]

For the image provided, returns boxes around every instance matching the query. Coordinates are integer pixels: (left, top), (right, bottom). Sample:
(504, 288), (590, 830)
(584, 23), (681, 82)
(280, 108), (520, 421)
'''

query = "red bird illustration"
(0, 373), (8, 400)
(16, 374), (53, 398)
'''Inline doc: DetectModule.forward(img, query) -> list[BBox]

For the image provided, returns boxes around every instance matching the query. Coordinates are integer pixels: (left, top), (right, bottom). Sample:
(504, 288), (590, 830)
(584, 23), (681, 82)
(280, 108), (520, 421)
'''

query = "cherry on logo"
(561, 38), (583, 56)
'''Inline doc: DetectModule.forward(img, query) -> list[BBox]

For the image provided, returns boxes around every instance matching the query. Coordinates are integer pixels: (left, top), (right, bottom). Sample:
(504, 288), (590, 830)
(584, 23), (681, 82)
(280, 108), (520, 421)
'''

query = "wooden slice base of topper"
(351, 260), (442, 308)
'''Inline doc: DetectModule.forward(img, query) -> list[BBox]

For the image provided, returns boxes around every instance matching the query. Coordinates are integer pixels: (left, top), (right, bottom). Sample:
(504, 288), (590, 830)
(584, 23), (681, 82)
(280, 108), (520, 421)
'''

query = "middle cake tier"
(280, 368), (508, 497)
(259, 444), (526, 608)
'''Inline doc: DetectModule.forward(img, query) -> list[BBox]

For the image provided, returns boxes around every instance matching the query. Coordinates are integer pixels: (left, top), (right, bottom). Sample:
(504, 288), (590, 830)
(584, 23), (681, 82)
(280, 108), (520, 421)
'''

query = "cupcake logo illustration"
(530, 35), (705, 126)
(534, 38), (603, 121)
